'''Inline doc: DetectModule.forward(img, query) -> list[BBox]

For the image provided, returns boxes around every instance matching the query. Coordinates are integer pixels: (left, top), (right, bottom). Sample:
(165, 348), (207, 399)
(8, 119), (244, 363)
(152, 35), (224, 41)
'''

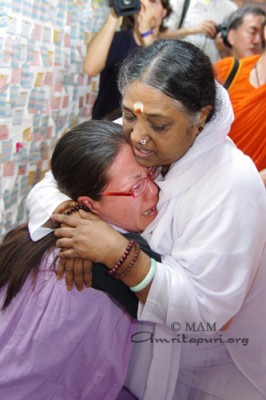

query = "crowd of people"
(84, 0), (266, 186)
(0, 1), (266, 399)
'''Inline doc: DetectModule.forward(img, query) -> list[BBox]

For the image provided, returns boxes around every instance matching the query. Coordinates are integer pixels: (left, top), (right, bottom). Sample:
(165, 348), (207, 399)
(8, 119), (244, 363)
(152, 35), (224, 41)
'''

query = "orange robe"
(214, 55), (266, 171)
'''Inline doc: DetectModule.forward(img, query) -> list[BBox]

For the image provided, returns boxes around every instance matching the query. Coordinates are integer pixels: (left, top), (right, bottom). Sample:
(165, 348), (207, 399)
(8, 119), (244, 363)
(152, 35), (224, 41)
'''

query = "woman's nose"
(130, 121), (148, 144)
(147, 179), (159, 196)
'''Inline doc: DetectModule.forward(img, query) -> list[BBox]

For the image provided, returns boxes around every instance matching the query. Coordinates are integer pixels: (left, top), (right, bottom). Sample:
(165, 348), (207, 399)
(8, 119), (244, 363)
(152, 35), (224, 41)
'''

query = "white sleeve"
(26, 170), (70, 241)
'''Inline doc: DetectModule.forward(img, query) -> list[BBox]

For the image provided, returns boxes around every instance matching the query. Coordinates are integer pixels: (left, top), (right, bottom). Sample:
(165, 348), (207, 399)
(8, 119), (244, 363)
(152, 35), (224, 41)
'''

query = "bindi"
(133, 101), (144, 114)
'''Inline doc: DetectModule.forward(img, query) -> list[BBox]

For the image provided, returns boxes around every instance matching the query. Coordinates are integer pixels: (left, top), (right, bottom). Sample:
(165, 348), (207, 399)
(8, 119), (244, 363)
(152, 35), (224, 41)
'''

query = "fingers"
(53, 200), (77, 215)
(58, 248), (80, 259)
(202, 21), (217, 38)
(56, 258), (66, 280)
(55, 237), (73, 248)
(64, 258), (75, 290)
(52, 211), (100, 227)
(84, 260), (93, 288)
(73, 258), (86, 291)
(52, 214), (82, 228)
(56, 257), (92, 291)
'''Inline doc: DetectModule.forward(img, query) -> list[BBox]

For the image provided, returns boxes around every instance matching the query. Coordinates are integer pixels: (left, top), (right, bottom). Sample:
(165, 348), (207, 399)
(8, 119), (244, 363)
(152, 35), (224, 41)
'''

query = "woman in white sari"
(29, 40), (266, 399)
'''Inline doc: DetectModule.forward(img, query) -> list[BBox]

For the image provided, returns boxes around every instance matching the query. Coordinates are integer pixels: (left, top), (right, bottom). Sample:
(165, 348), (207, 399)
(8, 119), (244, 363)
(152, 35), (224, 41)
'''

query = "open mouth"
(143, 205), (157, 216)
(133, 145), (153, 158)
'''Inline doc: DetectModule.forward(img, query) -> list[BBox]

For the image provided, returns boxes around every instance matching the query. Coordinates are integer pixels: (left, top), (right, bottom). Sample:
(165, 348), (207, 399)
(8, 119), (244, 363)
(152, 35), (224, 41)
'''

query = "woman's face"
(122, 81), (208, 169)
(80, 144), (159, 232)
(134, 0), (167, 31)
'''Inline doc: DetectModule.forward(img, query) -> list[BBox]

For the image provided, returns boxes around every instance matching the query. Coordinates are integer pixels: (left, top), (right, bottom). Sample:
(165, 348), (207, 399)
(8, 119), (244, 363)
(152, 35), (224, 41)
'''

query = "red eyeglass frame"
(101, 177), (149, 198)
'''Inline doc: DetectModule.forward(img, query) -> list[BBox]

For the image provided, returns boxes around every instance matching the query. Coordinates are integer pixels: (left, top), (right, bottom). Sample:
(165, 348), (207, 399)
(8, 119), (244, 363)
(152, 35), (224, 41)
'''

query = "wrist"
(108, 10), (120, 26)
(140, 29), (153, 38)
(105, 236), (132, 268)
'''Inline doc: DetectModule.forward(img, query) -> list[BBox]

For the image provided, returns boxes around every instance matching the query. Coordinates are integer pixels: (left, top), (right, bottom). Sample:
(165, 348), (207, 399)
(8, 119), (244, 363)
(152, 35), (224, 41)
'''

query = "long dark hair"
(0, 120), (125, 310)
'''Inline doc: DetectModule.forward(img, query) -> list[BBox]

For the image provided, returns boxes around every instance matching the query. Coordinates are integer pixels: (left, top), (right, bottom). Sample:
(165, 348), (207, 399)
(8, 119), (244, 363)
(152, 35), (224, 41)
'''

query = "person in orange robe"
(214, 19), (266, 185)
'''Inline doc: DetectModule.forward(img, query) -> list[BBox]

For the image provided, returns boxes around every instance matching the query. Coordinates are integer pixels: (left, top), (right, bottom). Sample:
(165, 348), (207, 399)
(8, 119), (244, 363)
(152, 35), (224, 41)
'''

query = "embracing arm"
(26, 170), (70, 241)
(53, 162), (266, 330)
(53, 212), (157, 304)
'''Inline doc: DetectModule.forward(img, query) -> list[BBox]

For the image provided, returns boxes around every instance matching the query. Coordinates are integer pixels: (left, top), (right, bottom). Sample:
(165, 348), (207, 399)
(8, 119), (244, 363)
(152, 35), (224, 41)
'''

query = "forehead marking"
(133, 101), (144, 114)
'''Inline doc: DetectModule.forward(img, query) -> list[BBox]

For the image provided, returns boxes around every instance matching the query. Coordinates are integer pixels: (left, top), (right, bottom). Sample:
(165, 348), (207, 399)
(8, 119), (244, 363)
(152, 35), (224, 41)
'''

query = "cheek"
(123, 123), (132, 141)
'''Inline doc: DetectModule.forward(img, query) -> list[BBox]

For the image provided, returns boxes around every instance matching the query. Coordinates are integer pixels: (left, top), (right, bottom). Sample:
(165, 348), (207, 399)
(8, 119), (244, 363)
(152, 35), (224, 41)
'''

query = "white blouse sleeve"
(26, 170), (70, 241)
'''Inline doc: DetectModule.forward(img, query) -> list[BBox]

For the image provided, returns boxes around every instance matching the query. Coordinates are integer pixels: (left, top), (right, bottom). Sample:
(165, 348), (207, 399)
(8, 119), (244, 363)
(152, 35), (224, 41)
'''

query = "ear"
(78, 196), (100, 215)
(226, 29), (234, 47)
(193, 105), (212, 136)
(199, 105), (212, 126)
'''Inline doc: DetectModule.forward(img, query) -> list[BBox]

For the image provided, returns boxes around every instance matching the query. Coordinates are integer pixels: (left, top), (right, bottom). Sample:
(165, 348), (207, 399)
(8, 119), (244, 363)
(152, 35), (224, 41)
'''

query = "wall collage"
(0, 0), (109, 239)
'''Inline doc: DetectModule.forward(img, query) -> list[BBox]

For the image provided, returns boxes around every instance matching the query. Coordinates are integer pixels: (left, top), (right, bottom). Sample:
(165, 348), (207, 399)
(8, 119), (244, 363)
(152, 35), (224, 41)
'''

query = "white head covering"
(155, 82), (234, 202)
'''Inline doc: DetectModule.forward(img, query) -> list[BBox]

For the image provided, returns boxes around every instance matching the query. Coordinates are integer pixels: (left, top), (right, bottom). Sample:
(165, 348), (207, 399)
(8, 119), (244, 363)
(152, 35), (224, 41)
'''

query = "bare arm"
(160, 20), (218, 40)
(53, 212), (152, 304)
(83, 9), (120, 77)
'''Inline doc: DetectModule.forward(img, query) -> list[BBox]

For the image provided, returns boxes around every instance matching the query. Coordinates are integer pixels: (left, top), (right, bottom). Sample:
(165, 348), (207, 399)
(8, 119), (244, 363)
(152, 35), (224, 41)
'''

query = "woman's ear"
(194, 105), (212, 137)
(199, 105), (212, 126)
(78, 196), (100, 214)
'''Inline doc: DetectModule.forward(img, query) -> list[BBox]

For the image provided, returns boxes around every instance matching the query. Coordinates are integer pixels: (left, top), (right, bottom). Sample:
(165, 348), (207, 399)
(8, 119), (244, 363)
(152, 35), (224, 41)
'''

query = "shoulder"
(111, 31), (137, 52)
(213, 144), (265, 197)
(239, 54), (260, 68)
(114, 30), (134, 42)
(108, 31), (136, 64)
(214, 57), (234, 85)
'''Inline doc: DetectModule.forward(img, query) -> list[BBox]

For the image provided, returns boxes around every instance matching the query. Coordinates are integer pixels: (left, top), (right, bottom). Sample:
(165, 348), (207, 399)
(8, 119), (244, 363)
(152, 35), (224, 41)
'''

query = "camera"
(216, 22), (231, 48)
(111, 0), (140, 16)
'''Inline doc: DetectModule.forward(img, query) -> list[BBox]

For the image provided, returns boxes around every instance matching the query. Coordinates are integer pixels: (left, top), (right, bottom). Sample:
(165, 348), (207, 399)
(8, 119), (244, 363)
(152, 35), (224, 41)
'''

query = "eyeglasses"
(147, 166), (161, 181)
(101, 177), (149, 198)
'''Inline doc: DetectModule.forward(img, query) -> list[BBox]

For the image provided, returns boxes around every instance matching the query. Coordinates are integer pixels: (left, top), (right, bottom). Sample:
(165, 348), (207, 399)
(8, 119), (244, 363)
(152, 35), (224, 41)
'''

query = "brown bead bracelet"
(107, 240), (136, 276)
(115, 242), (140, 279)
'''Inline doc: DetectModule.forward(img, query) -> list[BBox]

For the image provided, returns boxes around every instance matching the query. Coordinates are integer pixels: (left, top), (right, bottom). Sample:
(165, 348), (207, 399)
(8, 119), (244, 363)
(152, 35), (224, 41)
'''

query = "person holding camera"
(214, 17), (266, 186)
(162, 0), (237, 63)
(84, 0), (171, 120)
(216, 6), (266, 60)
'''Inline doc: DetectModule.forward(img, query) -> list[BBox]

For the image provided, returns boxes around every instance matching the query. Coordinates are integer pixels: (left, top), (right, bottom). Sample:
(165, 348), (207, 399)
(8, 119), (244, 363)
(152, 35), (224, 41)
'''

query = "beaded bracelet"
(115, 242), (140, 279)
(140, 29), (153, 38)
(107, 240), (136, 276)
(130, 258), (157, 292)
(54, 204), (91, 228)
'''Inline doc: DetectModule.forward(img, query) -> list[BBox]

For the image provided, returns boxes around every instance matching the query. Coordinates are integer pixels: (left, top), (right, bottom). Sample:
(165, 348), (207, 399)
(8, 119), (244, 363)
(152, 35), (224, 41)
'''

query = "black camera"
(111, 0), (140, 16)
(216, 22), (231, 48)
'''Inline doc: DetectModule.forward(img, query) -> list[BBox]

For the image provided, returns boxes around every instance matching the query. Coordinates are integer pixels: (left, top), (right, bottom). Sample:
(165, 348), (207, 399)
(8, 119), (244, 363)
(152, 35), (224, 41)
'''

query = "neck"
(133, 26), (159, 46)
(253, 53), (266, 87)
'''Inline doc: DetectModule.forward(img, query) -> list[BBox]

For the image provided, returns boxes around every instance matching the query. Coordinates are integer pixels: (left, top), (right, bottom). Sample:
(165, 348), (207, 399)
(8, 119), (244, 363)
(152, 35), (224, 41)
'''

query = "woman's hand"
(52, 211), (129, 268)
(52, 203), (93, 290)
(57, 258), (93, 291)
